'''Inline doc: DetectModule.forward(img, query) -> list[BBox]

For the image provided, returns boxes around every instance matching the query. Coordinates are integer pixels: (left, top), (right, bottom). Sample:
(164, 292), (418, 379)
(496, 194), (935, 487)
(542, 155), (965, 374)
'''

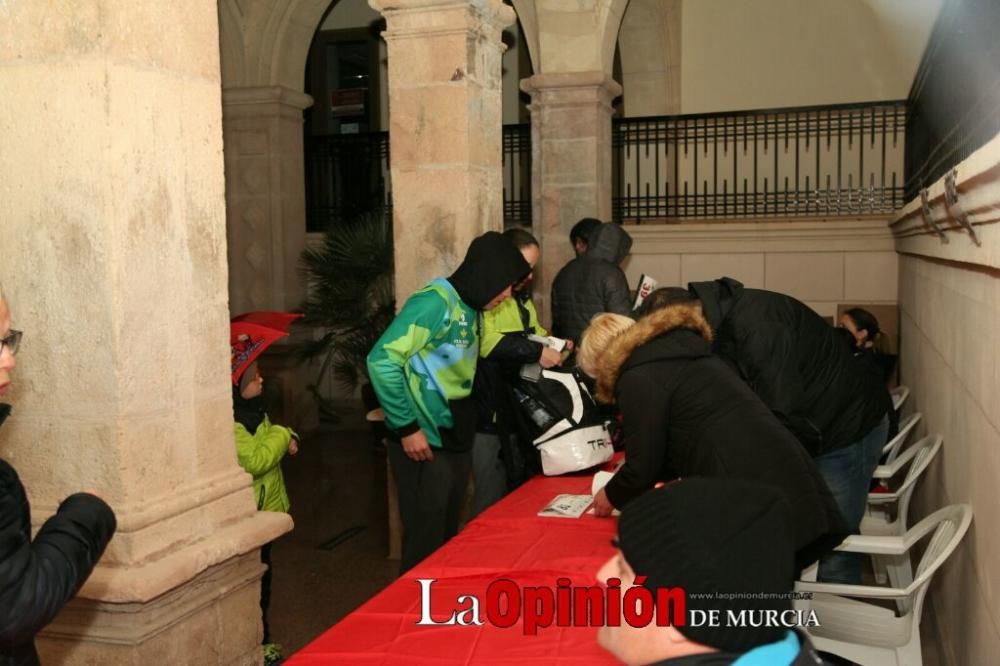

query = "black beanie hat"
(634, 286), (697, 318)
(448, 231), (530, 310)
(617, 478), (796, 653)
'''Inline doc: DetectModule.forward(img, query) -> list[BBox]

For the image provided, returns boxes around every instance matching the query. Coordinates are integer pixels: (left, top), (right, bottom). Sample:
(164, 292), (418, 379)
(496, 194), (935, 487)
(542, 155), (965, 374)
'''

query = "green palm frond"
(298, 208), (395, 396)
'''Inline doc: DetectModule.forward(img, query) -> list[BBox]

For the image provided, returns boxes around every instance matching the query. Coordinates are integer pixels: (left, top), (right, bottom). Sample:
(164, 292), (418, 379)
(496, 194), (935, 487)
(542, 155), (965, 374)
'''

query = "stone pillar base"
(37, 511), (291, 665)
(39, 552), (263, 665)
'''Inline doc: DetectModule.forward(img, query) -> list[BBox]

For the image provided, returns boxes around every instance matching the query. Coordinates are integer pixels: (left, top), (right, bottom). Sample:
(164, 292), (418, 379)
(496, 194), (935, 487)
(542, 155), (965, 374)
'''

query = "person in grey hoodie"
(550, 222), (633, 344)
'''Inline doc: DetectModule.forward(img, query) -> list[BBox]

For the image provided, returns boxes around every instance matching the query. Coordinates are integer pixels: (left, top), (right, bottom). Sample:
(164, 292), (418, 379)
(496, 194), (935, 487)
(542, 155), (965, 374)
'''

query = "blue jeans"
(815, 415), (889, 584)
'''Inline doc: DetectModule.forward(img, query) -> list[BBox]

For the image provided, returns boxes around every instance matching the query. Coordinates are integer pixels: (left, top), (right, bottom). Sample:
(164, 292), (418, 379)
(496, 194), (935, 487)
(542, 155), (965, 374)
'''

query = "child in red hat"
(232, 339), (299, 664)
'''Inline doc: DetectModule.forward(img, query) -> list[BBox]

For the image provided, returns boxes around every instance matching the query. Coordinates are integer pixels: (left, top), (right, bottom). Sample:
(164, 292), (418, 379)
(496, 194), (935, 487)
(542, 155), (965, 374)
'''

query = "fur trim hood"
(595, 303), (714, 403)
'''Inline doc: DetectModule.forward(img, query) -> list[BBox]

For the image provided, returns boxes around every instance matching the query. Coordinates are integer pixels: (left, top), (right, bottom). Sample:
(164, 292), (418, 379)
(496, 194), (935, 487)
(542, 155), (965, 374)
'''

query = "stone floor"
(267, 407), (397, 655)
(265, 406), (948, 664)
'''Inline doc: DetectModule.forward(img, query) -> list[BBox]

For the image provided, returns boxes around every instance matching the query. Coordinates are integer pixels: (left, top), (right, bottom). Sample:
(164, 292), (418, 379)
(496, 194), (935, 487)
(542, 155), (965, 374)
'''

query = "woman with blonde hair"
(579, 303), (847, 571)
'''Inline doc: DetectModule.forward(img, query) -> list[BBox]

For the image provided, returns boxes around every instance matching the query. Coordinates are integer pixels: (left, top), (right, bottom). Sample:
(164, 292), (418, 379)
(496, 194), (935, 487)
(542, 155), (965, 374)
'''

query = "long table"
(288, 470), (620, 664)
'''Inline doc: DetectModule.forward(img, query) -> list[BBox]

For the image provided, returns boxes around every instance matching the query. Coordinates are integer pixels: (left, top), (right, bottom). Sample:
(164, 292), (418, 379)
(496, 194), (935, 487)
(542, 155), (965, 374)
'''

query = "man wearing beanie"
(368, 232), (529, 573)
(596, 478), (824, 665)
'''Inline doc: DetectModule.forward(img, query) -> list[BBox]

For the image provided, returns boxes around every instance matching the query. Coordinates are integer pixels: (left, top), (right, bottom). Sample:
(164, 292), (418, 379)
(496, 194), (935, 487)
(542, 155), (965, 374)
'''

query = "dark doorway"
(304, 27), (388, 232)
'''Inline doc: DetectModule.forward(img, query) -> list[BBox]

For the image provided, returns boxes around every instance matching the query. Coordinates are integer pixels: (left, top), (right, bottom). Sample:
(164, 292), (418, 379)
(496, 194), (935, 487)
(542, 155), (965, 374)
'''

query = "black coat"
(594, 306), (847, 570)
(690, 277), (891, 456)
(0, 406), (117, 666)
(551, 223), (633, 343)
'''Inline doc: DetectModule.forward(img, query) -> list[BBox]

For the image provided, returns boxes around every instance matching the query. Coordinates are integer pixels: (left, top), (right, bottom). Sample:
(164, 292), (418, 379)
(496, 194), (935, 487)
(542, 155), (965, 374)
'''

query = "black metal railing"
(904, 0), (1000, 201)
(305, 131), (391, 232)
(503, 123), (532, 227)
(305, 124), (532, 231)
(612, 101), (907, 222)
(304, 132), (391, 232)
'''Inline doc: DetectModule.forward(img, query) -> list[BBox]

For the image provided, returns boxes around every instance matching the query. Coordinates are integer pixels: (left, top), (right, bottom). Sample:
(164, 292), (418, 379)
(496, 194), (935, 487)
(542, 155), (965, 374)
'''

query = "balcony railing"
(305, 102), (909, 231)
(305, 125), (532, 232)
(612, 101), (907, 222)
(503, 123), (532, 227)
(305, 131), (392, 232)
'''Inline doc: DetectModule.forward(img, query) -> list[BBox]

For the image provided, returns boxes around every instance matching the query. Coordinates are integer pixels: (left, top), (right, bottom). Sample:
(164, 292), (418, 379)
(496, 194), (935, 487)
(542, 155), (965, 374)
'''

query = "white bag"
(535, 423), (614, 476)
(529, 369), (614, 475)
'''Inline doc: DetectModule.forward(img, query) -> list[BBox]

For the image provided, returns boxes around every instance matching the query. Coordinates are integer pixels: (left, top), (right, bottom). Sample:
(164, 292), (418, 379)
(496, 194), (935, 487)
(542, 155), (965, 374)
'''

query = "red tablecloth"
(289, 471), (620, 665)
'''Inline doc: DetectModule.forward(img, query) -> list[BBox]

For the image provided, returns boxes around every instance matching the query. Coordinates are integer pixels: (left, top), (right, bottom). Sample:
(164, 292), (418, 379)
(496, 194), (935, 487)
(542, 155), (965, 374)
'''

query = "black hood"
(586, 223), (632, 265)
(0, 403), (9, 429)
(449, 231), (530, 310)
(232, 386), (265, 434)
(688, 277), (744, 330)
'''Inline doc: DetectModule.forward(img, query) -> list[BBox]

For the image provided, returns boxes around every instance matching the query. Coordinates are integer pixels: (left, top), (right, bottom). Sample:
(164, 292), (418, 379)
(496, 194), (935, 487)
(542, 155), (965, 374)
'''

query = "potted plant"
(298, 208), (395, 420)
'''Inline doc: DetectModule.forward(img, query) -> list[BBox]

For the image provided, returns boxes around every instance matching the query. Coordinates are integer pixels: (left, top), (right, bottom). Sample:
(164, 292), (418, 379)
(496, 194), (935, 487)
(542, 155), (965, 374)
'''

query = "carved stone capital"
(520, 71), (623, 107)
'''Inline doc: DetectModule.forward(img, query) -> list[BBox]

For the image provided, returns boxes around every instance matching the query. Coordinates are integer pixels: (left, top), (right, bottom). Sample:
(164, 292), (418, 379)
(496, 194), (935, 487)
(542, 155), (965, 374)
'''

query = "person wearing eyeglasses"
(0, 283), (117, 666)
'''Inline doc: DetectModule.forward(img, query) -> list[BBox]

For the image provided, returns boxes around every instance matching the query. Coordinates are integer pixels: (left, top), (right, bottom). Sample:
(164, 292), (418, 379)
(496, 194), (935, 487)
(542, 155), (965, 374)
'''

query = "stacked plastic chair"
(796, 504), (973, 666)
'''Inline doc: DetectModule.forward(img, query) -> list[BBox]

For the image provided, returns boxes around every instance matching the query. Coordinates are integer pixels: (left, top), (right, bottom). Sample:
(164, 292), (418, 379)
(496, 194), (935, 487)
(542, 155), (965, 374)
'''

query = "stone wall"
(620, 218), (897, 320)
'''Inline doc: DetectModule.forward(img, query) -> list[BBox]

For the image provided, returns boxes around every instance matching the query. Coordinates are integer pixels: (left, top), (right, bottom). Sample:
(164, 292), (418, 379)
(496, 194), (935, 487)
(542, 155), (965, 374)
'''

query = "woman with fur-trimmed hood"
(578, 304), (848, 570)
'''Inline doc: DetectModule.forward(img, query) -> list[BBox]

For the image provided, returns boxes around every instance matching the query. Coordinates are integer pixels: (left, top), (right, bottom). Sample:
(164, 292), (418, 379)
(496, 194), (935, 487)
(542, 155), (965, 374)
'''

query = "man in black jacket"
(642, 278), (891, 584)
(551, 222), (633, 344)
(596, 478), (825, 665)
(0, 288), (117, 666)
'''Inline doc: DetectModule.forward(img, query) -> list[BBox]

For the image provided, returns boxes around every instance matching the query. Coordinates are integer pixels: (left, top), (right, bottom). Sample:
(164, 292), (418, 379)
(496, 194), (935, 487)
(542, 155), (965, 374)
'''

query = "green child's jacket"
(234, 415), (293, 512)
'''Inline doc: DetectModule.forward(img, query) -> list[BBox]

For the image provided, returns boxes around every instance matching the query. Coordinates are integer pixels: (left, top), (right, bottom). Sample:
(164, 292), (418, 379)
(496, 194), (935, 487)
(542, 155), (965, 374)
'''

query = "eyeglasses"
(0, 330), (22, 357)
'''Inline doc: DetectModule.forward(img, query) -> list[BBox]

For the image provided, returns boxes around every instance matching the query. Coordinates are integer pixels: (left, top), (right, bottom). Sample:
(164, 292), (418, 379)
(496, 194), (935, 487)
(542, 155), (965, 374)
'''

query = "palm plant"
(298, 208), (394, 417)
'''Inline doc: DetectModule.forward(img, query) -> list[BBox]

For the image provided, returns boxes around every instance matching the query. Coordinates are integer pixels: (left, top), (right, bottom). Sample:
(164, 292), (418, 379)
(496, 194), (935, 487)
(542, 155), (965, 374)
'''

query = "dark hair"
(844, 307), (880, 339)
(570, 217), (602, 244)
(635, 287), (698, 318)
(503, 227), (539, 250)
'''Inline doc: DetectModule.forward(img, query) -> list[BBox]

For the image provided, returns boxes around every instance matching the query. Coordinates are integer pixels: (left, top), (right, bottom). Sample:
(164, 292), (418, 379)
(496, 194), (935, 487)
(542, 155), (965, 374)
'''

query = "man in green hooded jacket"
(368, 231), (529, 573)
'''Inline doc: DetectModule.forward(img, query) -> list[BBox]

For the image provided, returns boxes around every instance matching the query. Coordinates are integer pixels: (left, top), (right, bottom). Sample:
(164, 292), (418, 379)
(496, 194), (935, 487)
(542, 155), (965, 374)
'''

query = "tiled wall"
(891, 134), (1000, 666)
(899, 256), (1000, 666)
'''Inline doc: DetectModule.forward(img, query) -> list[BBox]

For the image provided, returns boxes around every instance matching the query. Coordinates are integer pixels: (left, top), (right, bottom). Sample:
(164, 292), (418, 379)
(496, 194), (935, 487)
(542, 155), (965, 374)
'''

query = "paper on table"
(538, 494), (593, 518)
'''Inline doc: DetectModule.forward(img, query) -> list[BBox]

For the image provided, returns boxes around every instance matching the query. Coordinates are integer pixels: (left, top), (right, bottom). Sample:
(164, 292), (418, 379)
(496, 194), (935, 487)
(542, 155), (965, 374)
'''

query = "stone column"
(223, 86), (313, 314)
(520, 71), (623, 322)
(370, 0), (516, 300)
(0, 3), (289, 664)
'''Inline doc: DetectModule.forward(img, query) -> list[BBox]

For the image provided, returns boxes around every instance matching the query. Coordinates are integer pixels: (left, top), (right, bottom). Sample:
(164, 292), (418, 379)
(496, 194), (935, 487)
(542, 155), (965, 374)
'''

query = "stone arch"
(598, 0), (632, 75)
(218, 0), (246, 87)
(218, 0), (337, 90)
(616, 0), (680, 116)
(509, 0), (539, 72)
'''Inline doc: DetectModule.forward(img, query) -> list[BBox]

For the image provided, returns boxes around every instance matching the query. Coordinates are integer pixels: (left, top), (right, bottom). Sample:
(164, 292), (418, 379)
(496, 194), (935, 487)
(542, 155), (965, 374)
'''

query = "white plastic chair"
(882, 412), (921, 464)
(864, 434), (943, 588)
(795, 504), (973, 666)
(890, 385), (910, 412)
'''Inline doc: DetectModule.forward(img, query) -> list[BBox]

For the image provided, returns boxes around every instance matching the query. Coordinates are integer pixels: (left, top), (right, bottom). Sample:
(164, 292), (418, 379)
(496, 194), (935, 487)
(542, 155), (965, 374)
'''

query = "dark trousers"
(260, 541), (273, 643)
(387, 440), (472, 574)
